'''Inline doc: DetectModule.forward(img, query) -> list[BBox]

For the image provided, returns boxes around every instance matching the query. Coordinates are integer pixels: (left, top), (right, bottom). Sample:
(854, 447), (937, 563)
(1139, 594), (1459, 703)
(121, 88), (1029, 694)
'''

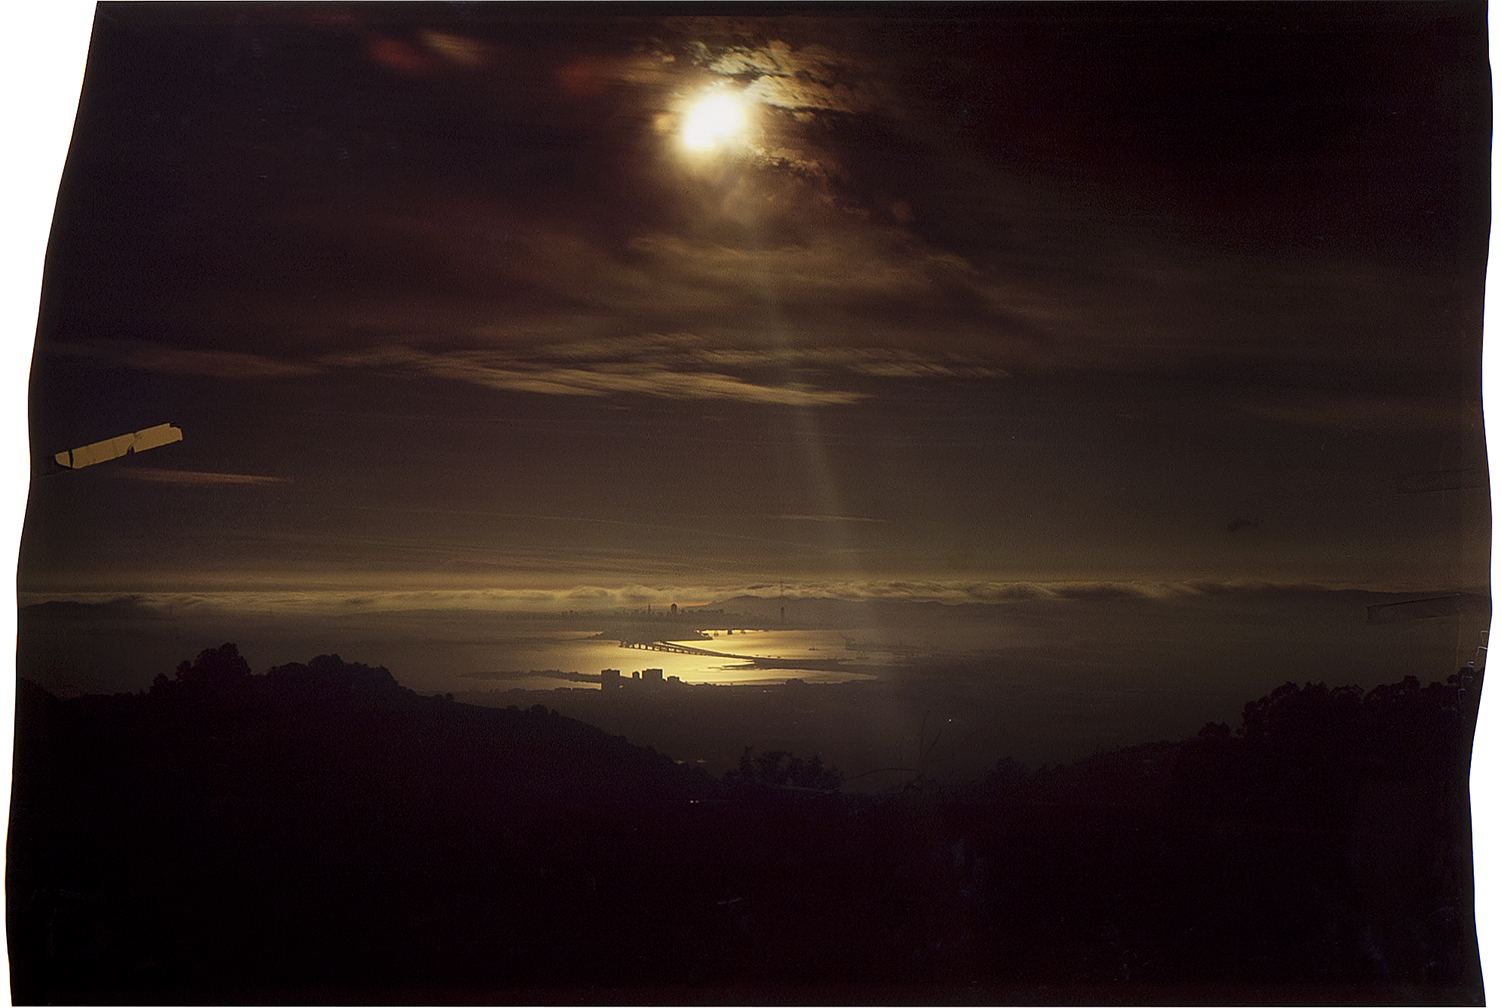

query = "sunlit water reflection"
(475, 628), (879, 689)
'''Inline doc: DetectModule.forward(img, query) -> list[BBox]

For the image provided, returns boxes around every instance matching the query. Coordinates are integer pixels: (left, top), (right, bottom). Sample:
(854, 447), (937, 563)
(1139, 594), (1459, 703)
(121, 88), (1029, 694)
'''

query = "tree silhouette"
(727, 747), (843, 791)
(264, 653), (406, 702)
(151, 642), (254, 703)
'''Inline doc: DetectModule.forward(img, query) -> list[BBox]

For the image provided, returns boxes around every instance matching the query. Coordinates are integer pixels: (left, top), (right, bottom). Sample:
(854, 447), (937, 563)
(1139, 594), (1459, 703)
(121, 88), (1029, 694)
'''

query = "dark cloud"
(43, 5), (1485, 378)
(19, 596), (169, 622)
(1051, 583), (1159, 602)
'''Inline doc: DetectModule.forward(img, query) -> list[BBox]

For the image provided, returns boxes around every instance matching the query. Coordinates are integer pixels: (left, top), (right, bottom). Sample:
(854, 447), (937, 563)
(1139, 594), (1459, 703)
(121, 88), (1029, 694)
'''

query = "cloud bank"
(21, 577), (1478, 623)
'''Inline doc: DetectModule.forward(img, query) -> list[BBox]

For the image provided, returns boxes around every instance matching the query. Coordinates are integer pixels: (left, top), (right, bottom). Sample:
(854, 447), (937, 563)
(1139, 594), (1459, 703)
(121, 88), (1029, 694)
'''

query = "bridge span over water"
(618, 640), (742, 659)
(618, 639), (876, 674)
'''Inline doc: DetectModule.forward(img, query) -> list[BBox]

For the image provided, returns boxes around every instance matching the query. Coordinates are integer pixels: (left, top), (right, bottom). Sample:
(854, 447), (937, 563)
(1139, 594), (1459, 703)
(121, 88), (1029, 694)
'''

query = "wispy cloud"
(43, 339), (323, 379)
(622, 229), (991, 311)
(321, 333), (1014, 404)
(775, 513), (888, 524)
(1240, 395), (1478, 432)
(107, 468), (289, 486)
(49, 308), (1014, 404)
(320, 344), (867, 405)
(681, 32), (890, 183)
(699, 38), (883, 113)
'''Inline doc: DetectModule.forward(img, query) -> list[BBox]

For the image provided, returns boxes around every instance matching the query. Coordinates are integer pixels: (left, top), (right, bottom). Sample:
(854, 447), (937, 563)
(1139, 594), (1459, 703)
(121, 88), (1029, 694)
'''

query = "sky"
(15, 2), (1492, 607)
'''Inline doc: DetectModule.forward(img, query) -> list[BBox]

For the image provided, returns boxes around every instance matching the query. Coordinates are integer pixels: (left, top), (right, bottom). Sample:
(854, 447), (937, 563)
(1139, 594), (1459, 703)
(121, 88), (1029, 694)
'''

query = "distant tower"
(671, 603), (678, 616)
(643, 668), (664, 686)
(601, 668), (621, 692)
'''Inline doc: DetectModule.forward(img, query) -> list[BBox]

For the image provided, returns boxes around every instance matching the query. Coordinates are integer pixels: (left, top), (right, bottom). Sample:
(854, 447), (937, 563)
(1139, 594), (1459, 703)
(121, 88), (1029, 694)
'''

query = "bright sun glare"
(680, 91), (750, 154)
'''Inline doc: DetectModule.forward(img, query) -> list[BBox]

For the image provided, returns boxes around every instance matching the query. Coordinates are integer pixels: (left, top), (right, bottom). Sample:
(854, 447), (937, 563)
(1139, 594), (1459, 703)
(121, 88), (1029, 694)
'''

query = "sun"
(679, 90), (751, 155)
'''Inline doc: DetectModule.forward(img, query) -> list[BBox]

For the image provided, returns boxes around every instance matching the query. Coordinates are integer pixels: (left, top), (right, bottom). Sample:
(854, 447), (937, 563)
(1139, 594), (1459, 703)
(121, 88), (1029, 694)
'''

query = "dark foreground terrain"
(7, 644), (1484, 1004)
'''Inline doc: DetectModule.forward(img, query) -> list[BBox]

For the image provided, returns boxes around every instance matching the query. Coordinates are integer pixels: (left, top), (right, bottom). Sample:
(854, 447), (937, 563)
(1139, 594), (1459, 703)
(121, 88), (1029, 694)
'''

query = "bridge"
(618, 639), (876, 673)
(618, 640), (743, 659)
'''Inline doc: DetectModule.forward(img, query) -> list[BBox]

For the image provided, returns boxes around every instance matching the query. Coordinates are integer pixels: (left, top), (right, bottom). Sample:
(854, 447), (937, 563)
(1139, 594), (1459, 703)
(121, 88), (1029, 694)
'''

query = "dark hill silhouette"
(968, 673), (1481, 995)
(6, 646), (1484, 1004)
(9, 646), (722, 1003)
